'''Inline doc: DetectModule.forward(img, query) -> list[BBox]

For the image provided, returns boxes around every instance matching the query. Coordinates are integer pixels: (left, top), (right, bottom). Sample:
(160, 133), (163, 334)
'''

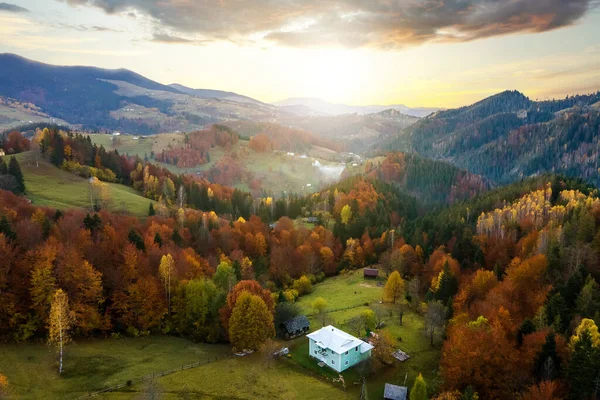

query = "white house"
(307, 325), (373, 372)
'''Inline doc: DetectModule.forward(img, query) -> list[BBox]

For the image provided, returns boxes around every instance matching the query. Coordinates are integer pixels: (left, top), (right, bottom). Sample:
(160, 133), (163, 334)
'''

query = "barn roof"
(384, 383), (408, 400)
(363, 268), (379, 277)
(307, 325), (374, 354)
(282, 315), (310, 332)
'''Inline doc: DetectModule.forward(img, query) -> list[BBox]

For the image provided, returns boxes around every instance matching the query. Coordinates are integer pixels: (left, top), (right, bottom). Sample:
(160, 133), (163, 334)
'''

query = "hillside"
(381, 90), (600, 186)
(0, 54), (279, 134)
(346, 152), (490, 204)
(169, 83), (268, 106)
(278, 109), (419, 152)
(11, 151), (153, 216)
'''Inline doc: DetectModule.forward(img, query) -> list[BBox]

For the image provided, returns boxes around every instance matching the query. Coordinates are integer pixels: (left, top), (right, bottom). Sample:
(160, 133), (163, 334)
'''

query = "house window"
(331, 360), (335, 365)
(345, 361), (349, 366)
(345, 351), (348, 355)
(355, 347), (359, 352)
(314, 350), (317, 354)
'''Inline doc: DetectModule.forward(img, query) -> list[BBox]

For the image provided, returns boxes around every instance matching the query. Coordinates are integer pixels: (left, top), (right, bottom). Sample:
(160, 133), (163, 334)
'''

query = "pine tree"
(434, 261), (458, 304)
(534, 332), (560, 381)
(0, 216), (16, 241)
(0, 158), (7, 175)
(410, 373), (428, 400)
(148, 202), (156, 216)
(172, 229), (182, 247)
(128, 228), (145, 251)
(568, 327), (600, 399)
(154, 232), (162, 247)
(7, 156), (25, 194)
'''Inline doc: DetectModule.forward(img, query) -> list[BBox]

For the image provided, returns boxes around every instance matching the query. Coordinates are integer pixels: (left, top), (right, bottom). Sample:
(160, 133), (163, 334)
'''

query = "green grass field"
(0, 336), (352, 400)
(13, 151), (154, 217)
(0, 336), (229, 399)
(293, 269), (441, 398)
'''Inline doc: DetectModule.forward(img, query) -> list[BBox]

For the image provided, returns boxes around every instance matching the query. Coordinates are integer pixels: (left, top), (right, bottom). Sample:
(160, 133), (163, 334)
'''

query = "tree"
(159, 254), (175, 314)
(341, 204), (353, 225)
(228, 291), (274, 351)
(220, 280), (274, 334)
(371, 330), (396, 369)
(384, 271), (405, 304)
(425, 301), (445, 347)
(48, 289), (73, 375)
(128, 229), (145, 251)
(148, 203), (156, 216)
(7, 156), (24, 194)
(361, 309), (377, 334)
(568, 320), (600, 400)
(311, 297), (328, 327)
(274, 301), (301, 330)
(410, 373), (428, 400)
(434, 261), (458, 305)
(360, 378), (369, 400)
(212, 261), (237, 292)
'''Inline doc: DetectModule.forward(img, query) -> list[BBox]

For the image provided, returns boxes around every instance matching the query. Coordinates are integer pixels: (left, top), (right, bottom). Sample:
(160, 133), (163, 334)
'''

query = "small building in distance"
(384, 383), (408, 400)
(307, 325), (373, 372)
(0, 148), (5, 157)
(280, 315), (310, 339)
(364, 268), (379, 279)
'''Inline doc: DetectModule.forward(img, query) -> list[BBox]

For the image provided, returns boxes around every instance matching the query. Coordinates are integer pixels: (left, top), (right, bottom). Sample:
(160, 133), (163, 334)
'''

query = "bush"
(292, 275), (313, 296)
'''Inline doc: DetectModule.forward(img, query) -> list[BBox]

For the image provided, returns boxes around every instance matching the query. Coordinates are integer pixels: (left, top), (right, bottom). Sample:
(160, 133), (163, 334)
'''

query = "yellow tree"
(384, 271), (405, 304)
(228, 292), (274, 351)
(341, 204), (353, 225)
(159, 254), (175, 314)
(312, 297), (328, 327)
(48, 289), (74, 375)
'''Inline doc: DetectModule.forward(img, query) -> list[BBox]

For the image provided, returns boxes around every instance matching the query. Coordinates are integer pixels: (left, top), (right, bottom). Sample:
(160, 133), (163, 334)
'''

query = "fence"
(305, 302), (371, 317)
(78, 355), (227, 398)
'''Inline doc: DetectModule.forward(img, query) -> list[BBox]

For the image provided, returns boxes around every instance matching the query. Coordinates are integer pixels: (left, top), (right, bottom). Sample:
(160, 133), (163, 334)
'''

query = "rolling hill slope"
(380, 90), (600, 186)
(11, 151), (154, 216)
(0, 54), (279, 134)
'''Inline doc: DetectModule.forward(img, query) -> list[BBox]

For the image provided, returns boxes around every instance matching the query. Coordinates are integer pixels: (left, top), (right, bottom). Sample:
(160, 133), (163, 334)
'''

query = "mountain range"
(382, 89), (600, 186)
(273, 97), (439, 117)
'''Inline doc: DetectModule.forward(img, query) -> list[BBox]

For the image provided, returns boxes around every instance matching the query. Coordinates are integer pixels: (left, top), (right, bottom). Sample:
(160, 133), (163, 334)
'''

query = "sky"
(0, 0), (599, 108)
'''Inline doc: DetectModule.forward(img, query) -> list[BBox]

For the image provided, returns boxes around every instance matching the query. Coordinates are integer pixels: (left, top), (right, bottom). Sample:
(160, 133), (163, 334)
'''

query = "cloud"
(150, 33), (210, 45)
(0, 2), (28, 13)
(62, 0), (593, 49)
(53, 23), (122, 32)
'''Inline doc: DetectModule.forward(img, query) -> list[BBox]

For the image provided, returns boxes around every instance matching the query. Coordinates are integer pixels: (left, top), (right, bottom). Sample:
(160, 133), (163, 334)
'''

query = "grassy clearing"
(0, 336), (229, 399)
(291, 268), (441, 398)
(13, 151), (154, 217)
(296, 269), (385, 315)
(113, 352), (353, 400)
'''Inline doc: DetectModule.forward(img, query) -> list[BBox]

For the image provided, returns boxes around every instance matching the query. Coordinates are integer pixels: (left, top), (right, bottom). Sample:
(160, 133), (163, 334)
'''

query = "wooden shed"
(384, 383), (408, 400)
(364, 268), (379, 279)
(280, 315), (310, 339)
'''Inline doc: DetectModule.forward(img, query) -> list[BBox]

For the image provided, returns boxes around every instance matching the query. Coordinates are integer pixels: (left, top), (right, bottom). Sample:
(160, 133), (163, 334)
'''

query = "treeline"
(373, 176), (600, 399)
(353, 152), (490, 204)
(381, 90), (600, 188)
(0, 189), (346, 344)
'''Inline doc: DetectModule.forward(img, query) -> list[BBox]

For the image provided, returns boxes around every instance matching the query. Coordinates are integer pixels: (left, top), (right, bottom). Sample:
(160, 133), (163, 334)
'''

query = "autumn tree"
(384, 271), (405, 304)
(312, 297), (328, 327)
(568, 319), (600, 399)
(220, 280), (274, 334)
(228, 291), (275, 351)
(159, 254), (175, 314)
(48, 289), (73, 375)
(410, 373), (428, 400)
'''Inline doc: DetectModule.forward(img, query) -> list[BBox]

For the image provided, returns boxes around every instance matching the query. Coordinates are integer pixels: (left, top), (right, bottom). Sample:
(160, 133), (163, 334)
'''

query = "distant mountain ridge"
(168, 83), (268, 106)
(0, 53), (279, 134)
(381, 89), (600, 186)
(273, 97), (439, 117)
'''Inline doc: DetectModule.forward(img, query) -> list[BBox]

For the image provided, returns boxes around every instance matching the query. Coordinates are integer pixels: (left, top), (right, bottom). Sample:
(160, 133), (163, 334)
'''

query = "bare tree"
(346, 316), (364, 338)
(425, 300), (446, 347)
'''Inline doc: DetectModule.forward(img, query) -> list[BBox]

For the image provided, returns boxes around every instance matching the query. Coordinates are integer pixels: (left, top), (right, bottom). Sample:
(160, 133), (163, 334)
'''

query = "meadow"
(293, 269), (441, 398)
(13, 151), (154, 217)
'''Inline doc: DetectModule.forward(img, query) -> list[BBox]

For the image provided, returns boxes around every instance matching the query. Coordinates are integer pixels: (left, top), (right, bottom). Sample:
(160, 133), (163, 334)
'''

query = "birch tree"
(159, 254), (175, 314)
(48, 289), (73, 375)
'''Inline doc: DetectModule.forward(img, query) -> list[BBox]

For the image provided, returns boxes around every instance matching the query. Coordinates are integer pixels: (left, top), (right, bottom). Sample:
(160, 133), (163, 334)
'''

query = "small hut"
(384, 383), (408, 400)
(363, 268), (379, 279)
(280, 315), (310, 339)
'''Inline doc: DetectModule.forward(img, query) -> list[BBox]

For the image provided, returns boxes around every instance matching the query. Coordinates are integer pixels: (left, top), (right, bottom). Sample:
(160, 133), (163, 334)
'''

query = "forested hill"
(380, 90), (600, 186)
(346, 152), (490, 204)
